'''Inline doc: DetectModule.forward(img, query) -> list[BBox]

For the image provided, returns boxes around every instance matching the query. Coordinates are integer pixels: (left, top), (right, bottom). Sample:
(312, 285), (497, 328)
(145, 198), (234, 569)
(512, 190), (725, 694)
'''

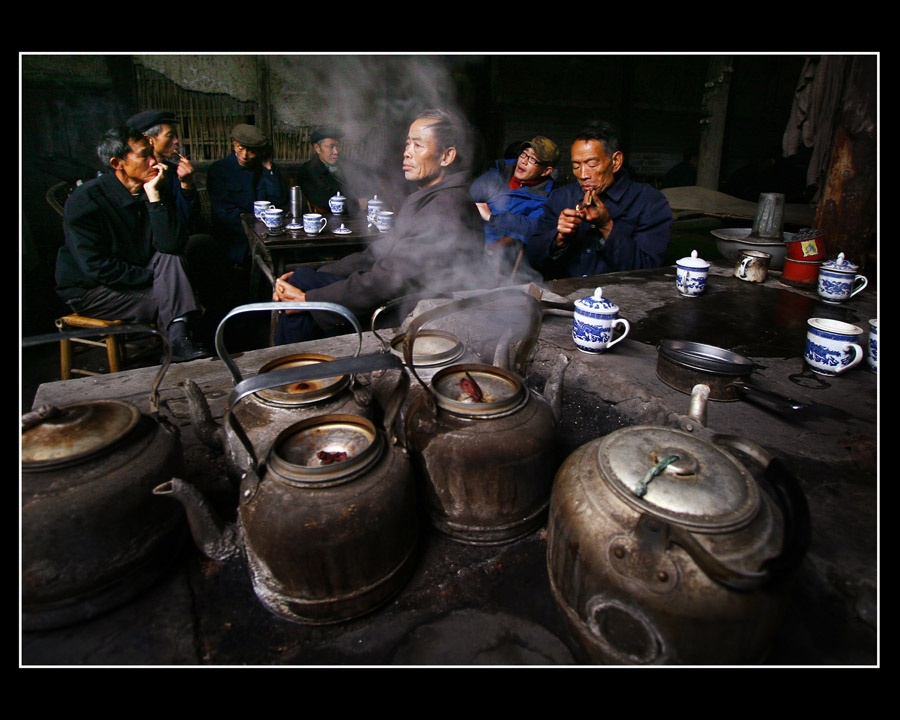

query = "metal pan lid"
(657, 339), (755, 376)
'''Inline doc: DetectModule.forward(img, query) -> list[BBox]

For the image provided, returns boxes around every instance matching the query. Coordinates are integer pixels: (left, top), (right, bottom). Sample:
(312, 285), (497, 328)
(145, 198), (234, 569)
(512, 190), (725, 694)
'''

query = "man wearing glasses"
(470, 136), (559, 281)
(526, 121), (672, 280)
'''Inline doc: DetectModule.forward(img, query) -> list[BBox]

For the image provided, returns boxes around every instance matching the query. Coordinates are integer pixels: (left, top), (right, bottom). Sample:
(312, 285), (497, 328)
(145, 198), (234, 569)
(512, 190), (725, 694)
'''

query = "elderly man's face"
(233, 140), (259, 168)
(402, 117), (452, 188)
(147, 123), (180, 161)
(314, 138), (342, 166)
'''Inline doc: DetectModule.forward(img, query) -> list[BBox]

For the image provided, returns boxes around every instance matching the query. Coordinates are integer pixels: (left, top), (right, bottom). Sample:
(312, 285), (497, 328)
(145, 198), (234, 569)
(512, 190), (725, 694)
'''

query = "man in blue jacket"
(207, 123), (289, 266)
(470, 135), (558, 281)
(526, 121), (672, 280)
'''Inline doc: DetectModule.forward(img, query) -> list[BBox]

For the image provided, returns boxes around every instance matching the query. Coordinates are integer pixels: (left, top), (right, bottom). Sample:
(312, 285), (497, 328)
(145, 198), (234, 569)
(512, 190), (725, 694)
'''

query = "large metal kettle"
(403, 287), (570, 545)
(21, 325), (186, 631)
(547, 386), (811, 664)
(154, 350), (417, 625)
(183, 302), (382, 483)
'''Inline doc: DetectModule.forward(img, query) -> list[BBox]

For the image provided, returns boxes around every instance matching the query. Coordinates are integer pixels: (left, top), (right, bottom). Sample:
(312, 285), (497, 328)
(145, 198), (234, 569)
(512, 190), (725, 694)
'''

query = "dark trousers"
(68, 251), (200, 339)
(274, 267), (346, 345)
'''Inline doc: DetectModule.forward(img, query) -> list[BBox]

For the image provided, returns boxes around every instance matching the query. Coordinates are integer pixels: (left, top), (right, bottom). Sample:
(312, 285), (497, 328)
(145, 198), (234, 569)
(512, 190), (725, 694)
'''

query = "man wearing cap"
(127, 109), (199, 230)
(207, 123), (289, 266)
(526, 120), (672, 280)
(128, 109), (239, 344)
(469, 135), (559, 281)
(296, 126), (377, 212)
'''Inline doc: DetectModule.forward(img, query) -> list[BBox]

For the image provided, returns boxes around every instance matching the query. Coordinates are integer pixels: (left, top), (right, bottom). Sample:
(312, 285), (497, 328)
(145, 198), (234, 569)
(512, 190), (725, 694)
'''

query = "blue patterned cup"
(804, 318), (865, 376)
(573, 287), (630, 354)
(817, 252), (868, 304)
(675, 250), (710, 297)
(867, 319), (878, 373)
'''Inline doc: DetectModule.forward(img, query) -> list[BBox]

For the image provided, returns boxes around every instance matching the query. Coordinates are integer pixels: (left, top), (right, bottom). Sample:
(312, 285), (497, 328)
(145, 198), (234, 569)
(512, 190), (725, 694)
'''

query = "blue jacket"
(469, 159), (554, 245)
(207, 152), (288, 264)
(526, 171), (672, 279)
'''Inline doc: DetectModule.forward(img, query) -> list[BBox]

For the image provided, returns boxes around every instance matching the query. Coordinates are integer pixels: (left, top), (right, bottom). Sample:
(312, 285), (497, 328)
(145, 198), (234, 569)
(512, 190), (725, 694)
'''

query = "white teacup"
(375, 211), (395, 232)
(804, 317), (865, 376)
(572, 287), (630, 354)
(867, 318), (878, 373)
(262, 207), (284, 232)
(675, 250), (710, 297)
(254, 200), (275, 219)
(303, 213), (328, 235)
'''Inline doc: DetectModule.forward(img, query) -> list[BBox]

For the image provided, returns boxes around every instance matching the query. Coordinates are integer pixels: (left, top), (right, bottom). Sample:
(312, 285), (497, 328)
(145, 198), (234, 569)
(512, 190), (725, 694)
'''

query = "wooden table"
(242, 211), (380, 298)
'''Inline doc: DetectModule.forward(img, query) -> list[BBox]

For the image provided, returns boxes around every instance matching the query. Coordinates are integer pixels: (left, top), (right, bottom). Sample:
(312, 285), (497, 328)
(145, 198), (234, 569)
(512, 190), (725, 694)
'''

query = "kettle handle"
(403, 287), (542, 401)
(22, 324), (170, 418)
(214, 301), (362, 385)
(711, 434), (811, 583)
(225, 351), (406, 474)
(370, 291), (453, 352)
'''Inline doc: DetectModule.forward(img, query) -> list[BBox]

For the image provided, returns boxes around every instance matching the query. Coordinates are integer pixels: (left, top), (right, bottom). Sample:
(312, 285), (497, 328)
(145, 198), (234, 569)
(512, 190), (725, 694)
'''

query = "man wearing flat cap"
(470, 135), (560, 281)
(207, 123), (288, 266)
(296, 126), (378, 212)
(128, 109), (239, 344)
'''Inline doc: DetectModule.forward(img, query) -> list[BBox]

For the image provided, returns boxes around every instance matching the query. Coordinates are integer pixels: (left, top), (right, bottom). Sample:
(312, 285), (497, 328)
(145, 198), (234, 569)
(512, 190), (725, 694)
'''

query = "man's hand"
(475, 202), (491, 222)
(174, 153), (195, 186)
(273, 271), (306, 314)
(143, 162), (166, 202)
(579, 188), (613, 236)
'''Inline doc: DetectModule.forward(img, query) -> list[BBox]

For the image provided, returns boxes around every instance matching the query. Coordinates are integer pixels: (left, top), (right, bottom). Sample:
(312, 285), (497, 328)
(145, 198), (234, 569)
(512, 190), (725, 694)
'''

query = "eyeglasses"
(519, 151), (543, 166)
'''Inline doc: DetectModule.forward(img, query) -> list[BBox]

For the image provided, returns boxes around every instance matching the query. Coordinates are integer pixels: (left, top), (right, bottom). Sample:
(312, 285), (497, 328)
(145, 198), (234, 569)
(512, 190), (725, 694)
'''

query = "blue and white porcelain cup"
(804, 317), (865, 376)
(573, 287), (630, 354)
(817, 252), (868, 304)
(302, 213), (327, 235)
(675, 250), (710, 297)
(254, 200), (275, 220)
(867, 318), (878, 373)
(329, 192), (346, 214)
(262, 207), (284, 233)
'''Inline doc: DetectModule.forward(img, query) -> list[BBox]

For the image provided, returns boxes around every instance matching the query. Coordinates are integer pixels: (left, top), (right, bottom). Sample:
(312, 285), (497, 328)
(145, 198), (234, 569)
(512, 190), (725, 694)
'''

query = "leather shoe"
(167, 335), (213, 364)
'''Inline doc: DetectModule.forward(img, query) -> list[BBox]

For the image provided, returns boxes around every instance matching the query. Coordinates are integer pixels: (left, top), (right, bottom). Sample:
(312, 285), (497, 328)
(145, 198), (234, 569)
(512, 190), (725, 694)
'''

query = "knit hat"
(521, 136), (559, 166)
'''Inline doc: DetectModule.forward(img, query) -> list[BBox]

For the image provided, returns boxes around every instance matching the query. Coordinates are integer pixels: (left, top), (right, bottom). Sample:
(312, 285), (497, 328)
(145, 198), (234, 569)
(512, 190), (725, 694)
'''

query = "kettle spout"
(542, 353), (570, 421)
(181, 379), (225, 451)
(153, 477), (240, 562)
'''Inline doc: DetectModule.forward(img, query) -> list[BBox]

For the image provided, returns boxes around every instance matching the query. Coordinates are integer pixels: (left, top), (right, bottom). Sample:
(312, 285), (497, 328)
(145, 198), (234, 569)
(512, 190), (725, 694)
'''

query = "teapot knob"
(593, 287), (603, 299)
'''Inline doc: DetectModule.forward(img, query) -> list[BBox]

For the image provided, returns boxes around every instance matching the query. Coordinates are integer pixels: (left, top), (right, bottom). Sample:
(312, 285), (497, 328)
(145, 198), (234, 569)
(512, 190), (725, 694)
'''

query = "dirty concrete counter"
(21, 261), (879, 666)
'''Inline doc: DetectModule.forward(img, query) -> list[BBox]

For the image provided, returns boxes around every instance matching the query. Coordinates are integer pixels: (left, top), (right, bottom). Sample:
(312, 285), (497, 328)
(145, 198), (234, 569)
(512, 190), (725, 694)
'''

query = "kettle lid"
(595, 426), (760, 532)
(22, 399), (141, 469)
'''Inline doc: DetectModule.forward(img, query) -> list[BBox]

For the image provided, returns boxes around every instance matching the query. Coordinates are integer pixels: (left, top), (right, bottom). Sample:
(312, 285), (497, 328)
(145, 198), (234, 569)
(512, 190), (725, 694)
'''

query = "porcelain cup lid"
(821, 252), (858, 272)
(676, 249), (710, 268)
(575, 287), (619, 313)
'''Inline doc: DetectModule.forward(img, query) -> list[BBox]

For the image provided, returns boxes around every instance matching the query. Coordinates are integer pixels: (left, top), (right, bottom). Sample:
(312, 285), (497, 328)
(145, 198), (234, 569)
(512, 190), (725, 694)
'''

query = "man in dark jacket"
(296, 126), (378, 212)
(54, 125), (210, 362)
(272, 108), (488, 344)
(207, 123), (289, 266)
(527, 121), (672, 280)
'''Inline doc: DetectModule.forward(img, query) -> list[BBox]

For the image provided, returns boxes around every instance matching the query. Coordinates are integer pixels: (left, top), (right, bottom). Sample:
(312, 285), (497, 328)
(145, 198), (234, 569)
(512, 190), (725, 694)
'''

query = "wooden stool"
(56, 314), (124, 380)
